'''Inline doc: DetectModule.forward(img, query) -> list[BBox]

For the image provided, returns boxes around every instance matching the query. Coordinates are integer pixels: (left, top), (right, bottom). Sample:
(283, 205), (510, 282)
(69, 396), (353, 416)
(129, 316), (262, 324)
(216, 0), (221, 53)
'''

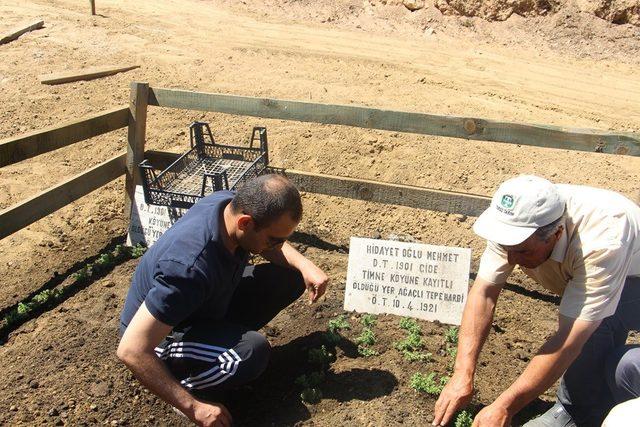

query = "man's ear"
(237, 214), (254, 232)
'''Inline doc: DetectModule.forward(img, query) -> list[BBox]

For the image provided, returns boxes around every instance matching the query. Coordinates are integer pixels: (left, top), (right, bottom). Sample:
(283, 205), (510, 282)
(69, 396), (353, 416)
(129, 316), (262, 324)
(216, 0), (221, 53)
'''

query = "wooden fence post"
(125, 82), (149, 221)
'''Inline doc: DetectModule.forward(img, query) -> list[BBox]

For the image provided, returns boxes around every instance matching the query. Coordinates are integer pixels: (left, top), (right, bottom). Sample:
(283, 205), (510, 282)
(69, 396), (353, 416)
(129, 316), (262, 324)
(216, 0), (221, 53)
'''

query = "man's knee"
(606, 345), (640, 402)
(239, 331), (271, 380)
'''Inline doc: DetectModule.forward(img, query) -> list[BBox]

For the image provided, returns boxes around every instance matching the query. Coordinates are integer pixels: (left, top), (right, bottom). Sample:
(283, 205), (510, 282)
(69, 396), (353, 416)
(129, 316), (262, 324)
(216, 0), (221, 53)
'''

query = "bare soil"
(0, 0), (639, 425)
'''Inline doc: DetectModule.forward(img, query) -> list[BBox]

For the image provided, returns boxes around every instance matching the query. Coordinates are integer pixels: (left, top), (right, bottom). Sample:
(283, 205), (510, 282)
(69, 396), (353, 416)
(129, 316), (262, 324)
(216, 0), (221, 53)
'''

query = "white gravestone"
(345, 237), (471, 325)
(127, 185), (187, 247)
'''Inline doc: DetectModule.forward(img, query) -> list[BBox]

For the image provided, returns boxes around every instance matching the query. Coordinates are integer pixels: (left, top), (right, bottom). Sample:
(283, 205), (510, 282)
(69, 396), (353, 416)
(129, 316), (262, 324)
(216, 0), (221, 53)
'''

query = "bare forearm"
(454, 282), (499, 376)
(120, 350), (196, 414)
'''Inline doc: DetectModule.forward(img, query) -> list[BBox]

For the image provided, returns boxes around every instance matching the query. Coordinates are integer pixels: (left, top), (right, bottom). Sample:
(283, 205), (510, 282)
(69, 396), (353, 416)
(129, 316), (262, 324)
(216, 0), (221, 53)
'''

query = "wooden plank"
(0, 106), (129, 167)
(39, 65), (140, 85)
(0, 153), (126, 240)
(144, 150), (491, 216)
(148, 87), (640, 156)
(124, 82), (149, 220)
(0, 20), (44, 45)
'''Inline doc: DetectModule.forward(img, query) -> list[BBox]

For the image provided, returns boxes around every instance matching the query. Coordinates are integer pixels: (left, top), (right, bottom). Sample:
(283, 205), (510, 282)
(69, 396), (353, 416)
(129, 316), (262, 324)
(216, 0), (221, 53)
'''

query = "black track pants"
(155, 263), (305, 394)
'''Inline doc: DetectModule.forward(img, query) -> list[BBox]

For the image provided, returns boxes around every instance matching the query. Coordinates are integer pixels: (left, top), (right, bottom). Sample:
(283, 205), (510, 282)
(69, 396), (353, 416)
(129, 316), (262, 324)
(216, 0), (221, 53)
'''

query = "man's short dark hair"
(231, 174), (302, 229)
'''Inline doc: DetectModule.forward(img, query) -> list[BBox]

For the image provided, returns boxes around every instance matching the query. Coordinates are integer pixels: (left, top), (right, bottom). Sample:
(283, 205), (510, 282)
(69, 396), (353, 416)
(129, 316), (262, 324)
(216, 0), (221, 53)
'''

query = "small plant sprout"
(357, 345), (379, 357)
(360, 314), (377, 327)
(410, 372), (448, 396)
(328, 315), (350, 333)
(403, 350), (433, 362)
(300, 387), (322, 404)
(308, 345), (335, 367)
(399, 317), (421, 335)
(455, 409), (473, 427)
(355, 328), (376, 346)
(325, 314), (351, 344)
(295, 371), (325, 388)
(445, 326), (459, 345)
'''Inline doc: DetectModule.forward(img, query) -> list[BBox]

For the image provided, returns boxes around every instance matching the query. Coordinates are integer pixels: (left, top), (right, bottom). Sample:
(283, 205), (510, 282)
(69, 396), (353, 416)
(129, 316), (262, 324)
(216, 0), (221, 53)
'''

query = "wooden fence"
(1, 81), (638, 240)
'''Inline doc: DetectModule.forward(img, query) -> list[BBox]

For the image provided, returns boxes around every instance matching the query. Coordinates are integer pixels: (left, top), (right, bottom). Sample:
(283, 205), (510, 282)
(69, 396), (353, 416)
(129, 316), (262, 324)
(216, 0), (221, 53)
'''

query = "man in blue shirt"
(118, 174), (329, 427)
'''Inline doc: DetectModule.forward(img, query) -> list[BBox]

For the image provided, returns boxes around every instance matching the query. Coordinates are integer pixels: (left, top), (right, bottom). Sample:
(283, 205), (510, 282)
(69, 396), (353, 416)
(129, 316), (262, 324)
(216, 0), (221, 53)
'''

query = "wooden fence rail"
(146, 150), (491, 217)
(0, 106), (129, 167)
(147, 87), (640, 157)
(0, 153), (127, 240)
(1, 81), (637, 241)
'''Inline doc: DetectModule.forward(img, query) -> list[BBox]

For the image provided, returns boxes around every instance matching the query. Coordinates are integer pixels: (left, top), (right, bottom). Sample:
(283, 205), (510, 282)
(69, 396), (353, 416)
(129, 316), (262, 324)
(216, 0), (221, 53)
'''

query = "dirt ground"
(1, 0), (639, 425)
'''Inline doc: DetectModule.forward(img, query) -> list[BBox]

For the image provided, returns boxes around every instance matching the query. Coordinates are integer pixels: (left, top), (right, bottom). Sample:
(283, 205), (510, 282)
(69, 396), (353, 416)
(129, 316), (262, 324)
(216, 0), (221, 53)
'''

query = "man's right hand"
(433, 372), (474, 426)
(190, 400), (232, 427)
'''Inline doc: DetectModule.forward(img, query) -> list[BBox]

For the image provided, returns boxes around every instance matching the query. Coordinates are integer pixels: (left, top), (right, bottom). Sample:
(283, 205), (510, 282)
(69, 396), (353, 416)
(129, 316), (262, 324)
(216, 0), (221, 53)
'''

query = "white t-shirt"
(477, 184), (640, 321)
(602, 397), (640, 426)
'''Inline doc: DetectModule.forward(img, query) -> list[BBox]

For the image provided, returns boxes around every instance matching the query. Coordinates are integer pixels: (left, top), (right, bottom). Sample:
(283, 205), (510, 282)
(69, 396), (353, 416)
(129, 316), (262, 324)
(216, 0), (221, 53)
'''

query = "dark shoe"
(522, 402), (577, 427)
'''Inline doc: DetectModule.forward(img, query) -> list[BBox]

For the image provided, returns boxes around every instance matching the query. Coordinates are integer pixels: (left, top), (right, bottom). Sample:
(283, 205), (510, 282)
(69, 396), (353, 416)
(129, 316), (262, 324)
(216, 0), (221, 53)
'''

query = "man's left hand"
(472, 403), (512, 427)
(301, 262), (329, 303)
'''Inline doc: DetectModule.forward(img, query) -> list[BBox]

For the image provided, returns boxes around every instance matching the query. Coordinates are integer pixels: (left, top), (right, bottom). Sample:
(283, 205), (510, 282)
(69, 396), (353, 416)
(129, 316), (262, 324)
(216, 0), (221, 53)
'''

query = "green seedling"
(356, 327), (376, 346)
(402, 350), (433, 362)
(395, 332), (423, 352)
(445, 326), (459, 345)
(361, 314), (377, 327)
(328, 315), (350, 333)
(410, 372), (448, 396)
(131, 243), (147, 258)
(455, 410), (473, 427)
(399, 317), (421, 335)
(308, 345), (335, 367)
(295, 371), (325, 388)
(2, 243), (147, 336)
(300, 387), (322, 404)
(357, 345), (379, 357)
(324, 330), (342, 345)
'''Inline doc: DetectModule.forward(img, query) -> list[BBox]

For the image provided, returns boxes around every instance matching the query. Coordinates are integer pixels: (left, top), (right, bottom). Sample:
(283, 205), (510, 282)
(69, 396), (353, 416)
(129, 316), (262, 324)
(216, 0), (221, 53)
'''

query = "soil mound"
(585, 0), (640, 25)
(434, 0), (640, 24)
(434, 0), (558, 21)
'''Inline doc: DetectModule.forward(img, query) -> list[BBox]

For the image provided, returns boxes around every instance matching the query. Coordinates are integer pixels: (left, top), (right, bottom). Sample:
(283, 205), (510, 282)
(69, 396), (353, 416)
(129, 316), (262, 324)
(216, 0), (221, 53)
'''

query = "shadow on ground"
(226, 331), (398, 426)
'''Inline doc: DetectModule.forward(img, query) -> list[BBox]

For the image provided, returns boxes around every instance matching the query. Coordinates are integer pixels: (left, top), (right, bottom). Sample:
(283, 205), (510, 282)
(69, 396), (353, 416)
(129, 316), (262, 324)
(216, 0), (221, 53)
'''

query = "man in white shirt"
(432, 175), (640, 427)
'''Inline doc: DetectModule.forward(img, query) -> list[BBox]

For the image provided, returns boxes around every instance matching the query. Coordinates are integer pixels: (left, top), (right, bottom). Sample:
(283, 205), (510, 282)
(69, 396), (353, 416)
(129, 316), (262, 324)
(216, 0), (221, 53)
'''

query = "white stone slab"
(345, 237), (471, 325)
(126, 185), (187, 247)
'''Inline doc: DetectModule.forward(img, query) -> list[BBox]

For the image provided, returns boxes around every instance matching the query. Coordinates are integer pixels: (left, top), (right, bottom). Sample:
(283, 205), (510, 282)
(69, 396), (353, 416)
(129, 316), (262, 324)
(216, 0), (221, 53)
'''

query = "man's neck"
(221, 203), (239, 254)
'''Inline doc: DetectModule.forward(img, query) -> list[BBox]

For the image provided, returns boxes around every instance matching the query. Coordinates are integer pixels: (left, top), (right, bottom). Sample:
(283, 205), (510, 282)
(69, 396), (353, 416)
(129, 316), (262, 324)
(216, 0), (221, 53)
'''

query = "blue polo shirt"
(119, 191), (249, 334)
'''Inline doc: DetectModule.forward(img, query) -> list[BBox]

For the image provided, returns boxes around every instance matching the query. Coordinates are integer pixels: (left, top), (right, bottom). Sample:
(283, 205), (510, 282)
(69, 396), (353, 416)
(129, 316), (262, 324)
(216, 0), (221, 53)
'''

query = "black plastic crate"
(139, 122), (270, 209)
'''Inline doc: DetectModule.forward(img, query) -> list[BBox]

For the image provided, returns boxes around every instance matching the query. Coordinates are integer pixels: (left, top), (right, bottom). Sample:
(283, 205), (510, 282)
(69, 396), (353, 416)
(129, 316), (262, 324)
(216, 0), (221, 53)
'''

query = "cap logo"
(500, 194), (514, 209)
